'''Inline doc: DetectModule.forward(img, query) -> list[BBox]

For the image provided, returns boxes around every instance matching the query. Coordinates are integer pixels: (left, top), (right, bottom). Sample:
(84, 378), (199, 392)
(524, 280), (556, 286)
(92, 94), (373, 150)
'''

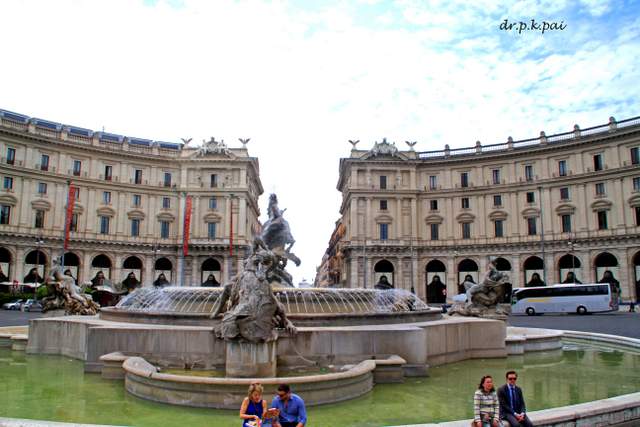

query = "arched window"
(24, 250), (47, 279)
(558, 254), (581, 283)
(154, 257), (173, 283)
(374, 259), (394, 287)
(123, 256), (143, 283)
(594, 252), (618, 283)
(91, 254), (112, 280)
(61, 252), (80, 281)
(457, 259), (479, 285)
(523, 256), (544, 286)
(201, 258), (222, 285)
(0, 247), (12, 281)
(494, 257), (511, 271)
(425, 259), (446, 303)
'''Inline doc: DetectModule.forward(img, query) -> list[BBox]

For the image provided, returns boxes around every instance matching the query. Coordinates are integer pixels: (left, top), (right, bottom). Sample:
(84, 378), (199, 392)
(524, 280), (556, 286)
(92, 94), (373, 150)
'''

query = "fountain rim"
(124, 356), (377, 385)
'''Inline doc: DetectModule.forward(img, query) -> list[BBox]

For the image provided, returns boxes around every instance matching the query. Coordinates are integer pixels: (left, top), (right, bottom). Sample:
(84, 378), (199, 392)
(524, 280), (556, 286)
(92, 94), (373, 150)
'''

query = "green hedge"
(0, 292), (33, 306)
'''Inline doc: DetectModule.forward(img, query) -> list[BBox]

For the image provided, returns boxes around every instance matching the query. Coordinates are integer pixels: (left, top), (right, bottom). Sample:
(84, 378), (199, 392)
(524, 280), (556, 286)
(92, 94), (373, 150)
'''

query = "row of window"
(374, 179), (640, 213)
(0, 205), (219, 239)
(4, 148), (224, 188)
(417, 148), (639, 190)
(374, 208), (640, 241)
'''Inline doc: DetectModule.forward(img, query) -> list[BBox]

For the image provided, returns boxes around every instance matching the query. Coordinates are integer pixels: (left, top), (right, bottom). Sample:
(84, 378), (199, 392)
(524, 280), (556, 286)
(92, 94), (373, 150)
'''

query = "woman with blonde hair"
(240, 383), (268, 427)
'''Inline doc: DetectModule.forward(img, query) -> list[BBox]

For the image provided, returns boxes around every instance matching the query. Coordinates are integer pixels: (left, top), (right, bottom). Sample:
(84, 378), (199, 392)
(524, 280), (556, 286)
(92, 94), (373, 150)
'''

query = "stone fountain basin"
(99, 306), (443, 327)
(123, 356), (380, 409)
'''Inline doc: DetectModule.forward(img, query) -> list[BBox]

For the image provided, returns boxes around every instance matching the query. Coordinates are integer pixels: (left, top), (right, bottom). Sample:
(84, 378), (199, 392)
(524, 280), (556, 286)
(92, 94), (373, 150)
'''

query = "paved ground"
(0, 309), (42, 327)
(507, 309), (640, 339)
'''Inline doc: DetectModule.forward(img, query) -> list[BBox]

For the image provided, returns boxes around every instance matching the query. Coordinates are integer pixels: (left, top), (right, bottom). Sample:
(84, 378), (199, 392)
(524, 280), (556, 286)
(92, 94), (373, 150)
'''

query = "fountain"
(26, 194), (507, 410)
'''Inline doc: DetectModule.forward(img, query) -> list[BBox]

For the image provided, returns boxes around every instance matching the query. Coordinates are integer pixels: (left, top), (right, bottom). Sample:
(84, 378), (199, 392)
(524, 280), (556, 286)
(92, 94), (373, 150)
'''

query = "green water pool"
(1, 342), (639, 427)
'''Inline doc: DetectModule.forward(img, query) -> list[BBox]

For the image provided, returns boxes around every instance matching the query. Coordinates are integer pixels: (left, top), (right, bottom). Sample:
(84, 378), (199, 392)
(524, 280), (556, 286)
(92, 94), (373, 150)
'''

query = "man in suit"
(497, 371), (534, 427)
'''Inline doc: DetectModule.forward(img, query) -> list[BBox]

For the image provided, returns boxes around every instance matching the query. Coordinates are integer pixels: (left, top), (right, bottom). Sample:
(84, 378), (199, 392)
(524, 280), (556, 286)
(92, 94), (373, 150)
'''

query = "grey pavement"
(2, 307), (639, 338)
(507, 309), (640, 339)
(0, 309), (42, 327)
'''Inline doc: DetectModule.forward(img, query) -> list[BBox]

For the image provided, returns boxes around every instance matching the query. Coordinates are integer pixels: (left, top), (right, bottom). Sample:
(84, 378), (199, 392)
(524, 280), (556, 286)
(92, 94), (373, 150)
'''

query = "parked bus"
(511, 283), (617, 315)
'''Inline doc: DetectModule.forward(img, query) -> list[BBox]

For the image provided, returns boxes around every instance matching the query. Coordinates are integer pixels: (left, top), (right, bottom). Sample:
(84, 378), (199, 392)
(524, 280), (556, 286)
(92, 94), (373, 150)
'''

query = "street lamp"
(34, 236), (44, 300)
(151, 241), (159, 287)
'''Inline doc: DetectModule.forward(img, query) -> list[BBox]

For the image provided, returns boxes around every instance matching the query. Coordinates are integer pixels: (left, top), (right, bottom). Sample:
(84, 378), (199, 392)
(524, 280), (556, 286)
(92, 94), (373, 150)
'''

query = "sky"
(1, 0), (638, 285)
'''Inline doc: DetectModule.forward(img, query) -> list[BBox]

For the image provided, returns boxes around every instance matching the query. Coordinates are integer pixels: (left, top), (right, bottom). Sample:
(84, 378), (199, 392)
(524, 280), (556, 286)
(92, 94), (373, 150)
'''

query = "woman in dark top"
(202, 274), (220, 287)
(427, 275), (446, 303)
(526, 272), (545, 287)
(23, 267), (43, 284)
(562, 271), (582, 284)
(121, 272), (141, 292)
(599, 270), (621, 295)
(153, 273), (169, 287)
(239, 383), (268, 427)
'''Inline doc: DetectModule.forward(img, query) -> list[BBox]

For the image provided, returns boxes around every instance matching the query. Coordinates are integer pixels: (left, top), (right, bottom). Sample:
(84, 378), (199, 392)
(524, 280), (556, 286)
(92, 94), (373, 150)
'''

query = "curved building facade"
(323, 116), (640, 303)
(0, 109), (263, 287)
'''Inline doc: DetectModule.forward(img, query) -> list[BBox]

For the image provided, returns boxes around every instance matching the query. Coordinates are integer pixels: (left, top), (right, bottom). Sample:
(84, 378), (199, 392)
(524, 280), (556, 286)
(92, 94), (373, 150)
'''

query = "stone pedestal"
(225, 340), (277, 378)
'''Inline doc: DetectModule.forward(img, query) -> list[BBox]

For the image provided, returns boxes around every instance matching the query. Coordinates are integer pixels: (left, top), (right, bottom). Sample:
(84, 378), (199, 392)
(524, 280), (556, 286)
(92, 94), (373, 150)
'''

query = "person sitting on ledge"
(153, 273), (169, 288)
(498, 370), (534, 427)
(202, 274), (220, 287)
(473, 375), (500, 427)
(271, 383), (306, 427)
(240, 383), (269, 427)
(374, 275), (393, 290)
(562, 271), (581, 284)
(526, 273), (545, 287)
(121, 272), (141, 293)
(23, 267), (44, 284)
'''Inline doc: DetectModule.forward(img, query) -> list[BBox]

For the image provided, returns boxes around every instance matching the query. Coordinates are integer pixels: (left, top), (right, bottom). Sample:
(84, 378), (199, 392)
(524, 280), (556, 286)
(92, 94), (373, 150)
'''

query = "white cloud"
(0, 0), (637, 284)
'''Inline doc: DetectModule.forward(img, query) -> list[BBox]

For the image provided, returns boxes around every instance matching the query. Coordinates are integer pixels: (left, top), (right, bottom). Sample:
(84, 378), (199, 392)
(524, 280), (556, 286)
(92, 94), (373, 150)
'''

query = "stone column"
(446, 256), (457, 298)
(191, 256), (199, 287)
(14, 246), (25, 282)
(395, 198), (402, 239)
(366, 198), (372, 238)
(350, 255), (358, 289)
(144, 255), (154, 288)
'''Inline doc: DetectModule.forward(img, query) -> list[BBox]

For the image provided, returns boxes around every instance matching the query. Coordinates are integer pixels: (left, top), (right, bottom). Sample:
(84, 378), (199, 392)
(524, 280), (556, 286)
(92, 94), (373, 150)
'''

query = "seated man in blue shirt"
(270, 383), (307, 427)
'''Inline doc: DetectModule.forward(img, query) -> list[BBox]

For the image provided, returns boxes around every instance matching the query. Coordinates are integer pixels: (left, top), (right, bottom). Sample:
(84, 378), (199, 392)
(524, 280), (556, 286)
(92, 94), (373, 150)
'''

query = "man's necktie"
(510, 386), (515, 409)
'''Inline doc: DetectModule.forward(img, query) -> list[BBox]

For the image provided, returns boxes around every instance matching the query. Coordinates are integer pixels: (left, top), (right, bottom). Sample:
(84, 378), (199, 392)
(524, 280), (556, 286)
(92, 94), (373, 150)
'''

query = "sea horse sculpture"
(41, 256), (100, 315)
(448, 259), (510, 319)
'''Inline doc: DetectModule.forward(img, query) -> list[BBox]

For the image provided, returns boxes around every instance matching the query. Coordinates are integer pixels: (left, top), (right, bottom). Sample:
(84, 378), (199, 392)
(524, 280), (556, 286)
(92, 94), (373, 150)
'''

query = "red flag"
(229, 197), (233, 257)
(183, 196), (192, 256)
(63, 185), (76, 250)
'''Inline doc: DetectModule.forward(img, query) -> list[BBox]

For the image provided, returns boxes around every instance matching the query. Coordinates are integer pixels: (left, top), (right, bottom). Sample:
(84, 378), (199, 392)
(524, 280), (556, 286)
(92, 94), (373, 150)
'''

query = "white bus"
(511, 283), (617, 315)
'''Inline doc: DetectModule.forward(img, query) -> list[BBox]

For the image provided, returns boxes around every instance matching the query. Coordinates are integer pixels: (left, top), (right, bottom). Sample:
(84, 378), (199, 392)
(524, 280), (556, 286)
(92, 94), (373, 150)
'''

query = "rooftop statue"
(209, 238), (296, 343)
(448, 259), (510, 319)
(195, 137), (231, 157)
(369, 138), (399, 157)
(259, 194), (301, 287)
(42, 256), (100, 315)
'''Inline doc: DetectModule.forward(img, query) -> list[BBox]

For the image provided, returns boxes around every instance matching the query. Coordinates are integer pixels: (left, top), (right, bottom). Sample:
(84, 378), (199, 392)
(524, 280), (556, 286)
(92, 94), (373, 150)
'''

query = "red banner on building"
(183, 195), (192, 256)
(63, 184), (76, 250)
